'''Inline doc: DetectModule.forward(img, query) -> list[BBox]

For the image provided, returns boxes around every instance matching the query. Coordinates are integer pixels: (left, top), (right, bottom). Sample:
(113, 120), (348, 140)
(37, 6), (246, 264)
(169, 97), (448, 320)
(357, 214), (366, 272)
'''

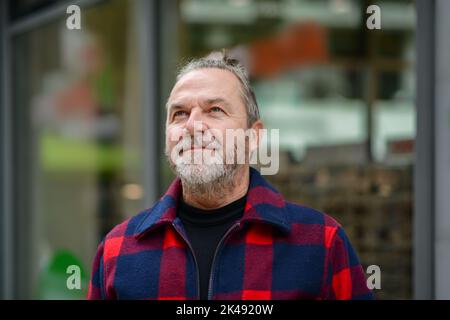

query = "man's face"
(165, 68), (251, 186)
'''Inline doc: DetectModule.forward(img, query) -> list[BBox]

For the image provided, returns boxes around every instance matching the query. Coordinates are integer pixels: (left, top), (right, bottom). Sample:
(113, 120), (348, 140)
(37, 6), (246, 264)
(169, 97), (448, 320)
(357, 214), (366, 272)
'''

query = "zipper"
(172, 222), (201, 300)
(207, 222), (242, 300)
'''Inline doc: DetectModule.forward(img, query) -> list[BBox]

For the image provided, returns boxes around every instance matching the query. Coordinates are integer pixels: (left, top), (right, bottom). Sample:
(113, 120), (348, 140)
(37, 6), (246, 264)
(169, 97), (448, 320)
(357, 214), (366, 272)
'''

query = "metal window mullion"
(135, 0), (159, 207)
(414, 0), (436, 300)
(1, 0), (14, 300)
(434, 0), (450, 300)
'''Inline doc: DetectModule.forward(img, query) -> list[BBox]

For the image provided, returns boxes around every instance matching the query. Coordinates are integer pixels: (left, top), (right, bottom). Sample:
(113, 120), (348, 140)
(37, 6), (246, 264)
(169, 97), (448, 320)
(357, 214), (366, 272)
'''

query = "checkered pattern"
(88, 167), (374, 300)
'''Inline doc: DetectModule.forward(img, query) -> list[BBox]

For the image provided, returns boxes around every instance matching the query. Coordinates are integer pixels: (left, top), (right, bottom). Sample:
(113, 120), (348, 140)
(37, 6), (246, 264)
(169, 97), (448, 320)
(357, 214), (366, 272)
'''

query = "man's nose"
(185, 108), (207, 135)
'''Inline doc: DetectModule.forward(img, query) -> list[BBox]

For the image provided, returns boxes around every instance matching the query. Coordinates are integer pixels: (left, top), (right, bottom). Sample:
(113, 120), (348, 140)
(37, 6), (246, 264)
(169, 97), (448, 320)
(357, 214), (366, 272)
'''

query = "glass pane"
(162, 0), (416, 299)
(11, 0), (146, 299)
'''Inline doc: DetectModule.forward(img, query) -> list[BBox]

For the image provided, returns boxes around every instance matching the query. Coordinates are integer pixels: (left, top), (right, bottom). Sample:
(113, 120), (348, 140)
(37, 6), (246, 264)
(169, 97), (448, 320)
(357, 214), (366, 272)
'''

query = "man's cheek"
(165, 135), (175, 153)
(168, 143), (181, 165)
(167, 126), (185, 141)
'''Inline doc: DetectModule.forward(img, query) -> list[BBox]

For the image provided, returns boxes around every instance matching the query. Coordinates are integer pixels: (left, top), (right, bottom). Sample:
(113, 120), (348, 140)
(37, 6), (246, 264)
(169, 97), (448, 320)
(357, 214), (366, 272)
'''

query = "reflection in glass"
(12, 0), (145, 299)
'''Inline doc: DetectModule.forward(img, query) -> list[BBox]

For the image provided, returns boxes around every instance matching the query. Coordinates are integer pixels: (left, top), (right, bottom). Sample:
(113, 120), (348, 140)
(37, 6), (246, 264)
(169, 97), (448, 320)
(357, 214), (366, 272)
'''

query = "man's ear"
(249, 120), (264, 153)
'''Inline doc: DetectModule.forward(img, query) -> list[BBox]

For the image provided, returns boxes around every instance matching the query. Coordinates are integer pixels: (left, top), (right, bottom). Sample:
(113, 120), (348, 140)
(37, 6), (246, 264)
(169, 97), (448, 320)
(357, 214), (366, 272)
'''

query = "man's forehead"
(168, 95), (231, 109)
(178, 67), (239, 82)
(170, 68), (240, 96)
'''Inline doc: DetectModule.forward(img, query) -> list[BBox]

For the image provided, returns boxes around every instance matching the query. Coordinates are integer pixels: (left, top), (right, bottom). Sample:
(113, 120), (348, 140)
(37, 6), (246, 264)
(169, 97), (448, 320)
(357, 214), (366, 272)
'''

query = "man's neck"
(181, 166), (249, 210)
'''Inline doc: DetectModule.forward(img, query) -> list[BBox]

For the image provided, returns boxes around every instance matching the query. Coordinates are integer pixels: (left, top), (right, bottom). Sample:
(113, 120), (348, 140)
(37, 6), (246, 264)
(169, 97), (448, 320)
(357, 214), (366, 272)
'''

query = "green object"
(37, 249), (89, 300)
(40, 133), (131, 172)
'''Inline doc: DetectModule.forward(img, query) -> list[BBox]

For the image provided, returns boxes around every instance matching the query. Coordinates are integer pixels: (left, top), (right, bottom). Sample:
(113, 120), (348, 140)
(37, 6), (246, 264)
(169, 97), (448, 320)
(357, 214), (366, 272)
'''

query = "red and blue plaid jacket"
(88, 167), (374, 300)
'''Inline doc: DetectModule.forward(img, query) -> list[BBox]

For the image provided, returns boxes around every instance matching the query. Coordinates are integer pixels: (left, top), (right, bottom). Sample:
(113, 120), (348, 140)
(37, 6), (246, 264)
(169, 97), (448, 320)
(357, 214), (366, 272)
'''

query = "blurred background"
(0, 0), (449, 299)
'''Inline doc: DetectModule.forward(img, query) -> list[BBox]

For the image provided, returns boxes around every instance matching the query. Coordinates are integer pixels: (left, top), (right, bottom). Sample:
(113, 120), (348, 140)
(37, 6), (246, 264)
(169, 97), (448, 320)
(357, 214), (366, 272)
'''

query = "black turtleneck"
(177, 194), (246, 300)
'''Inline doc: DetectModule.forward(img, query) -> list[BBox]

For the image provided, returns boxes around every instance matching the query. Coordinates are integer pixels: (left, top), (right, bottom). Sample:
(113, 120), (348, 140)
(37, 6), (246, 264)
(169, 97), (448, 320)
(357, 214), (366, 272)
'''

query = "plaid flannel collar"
(134, 167), (291, 239)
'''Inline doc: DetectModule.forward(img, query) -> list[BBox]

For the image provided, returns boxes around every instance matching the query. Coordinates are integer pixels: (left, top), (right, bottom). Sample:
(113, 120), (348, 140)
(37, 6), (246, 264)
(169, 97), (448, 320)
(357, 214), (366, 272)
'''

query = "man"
(88, 52), (374, 300)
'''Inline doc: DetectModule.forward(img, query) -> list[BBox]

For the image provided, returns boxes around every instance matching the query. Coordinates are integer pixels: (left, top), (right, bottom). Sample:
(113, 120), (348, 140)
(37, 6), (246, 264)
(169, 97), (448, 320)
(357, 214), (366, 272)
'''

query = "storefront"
(0, 0), (448, 299)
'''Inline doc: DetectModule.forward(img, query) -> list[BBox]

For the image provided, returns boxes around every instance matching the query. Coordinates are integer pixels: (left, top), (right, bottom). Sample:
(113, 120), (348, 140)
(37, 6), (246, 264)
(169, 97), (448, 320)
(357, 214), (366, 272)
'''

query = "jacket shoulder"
(103, 209), (152, 241)
(284, 200), (342, 228)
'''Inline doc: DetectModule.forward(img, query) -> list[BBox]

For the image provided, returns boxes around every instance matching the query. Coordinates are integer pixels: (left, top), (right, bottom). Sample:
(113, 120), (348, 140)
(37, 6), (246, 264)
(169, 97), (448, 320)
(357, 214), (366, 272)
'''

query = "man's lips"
(180, 146), (213, 153)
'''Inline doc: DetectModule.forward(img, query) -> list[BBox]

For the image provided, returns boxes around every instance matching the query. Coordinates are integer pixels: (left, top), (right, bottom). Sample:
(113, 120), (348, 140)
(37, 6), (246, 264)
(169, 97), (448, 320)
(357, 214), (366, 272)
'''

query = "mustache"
(174, 134), (222, 154)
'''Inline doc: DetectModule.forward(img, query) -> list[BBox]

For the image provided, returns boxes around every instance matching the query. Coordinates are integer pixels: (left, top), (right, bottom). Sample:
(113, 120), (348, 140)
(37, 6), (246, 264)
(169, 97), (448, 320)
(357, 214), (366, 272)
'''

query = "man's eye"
(210, 106), (223, 113)
(173, 110), (188, 118)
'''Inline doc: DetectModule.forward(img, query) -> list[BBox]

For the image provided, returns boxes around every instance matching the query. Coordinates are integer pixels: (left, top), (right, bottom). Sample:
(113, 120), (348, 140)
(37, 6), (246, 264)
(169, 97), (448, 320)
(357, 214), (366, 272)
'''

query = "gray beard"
(165, 133), (250, 199)
(168, 160), (240, 199)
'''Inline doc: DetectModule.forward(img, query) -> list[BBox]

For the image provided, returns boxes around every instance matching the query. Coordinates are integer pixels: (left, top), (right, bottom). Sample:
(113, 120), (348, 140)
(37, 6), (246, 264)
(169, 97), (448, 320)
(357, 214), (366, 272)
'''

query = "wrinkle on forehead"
(168, 68), (242, 106)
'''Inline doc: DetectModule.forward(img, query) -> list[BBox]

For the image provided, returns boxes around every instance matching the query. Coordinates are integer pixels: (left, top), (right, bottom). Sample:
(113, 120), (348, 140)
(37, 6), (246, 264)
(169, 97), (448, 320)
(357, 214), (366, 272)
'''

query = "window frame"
(0, 0), (160, 299)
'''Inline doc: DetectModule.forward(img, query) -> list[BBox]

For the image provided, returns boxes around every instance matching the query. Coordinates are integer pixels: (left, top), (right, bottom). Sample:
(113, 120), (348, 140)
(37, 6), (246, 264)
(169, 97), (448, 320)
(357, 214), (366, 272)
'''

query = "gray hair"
(174, 50), (260, 127)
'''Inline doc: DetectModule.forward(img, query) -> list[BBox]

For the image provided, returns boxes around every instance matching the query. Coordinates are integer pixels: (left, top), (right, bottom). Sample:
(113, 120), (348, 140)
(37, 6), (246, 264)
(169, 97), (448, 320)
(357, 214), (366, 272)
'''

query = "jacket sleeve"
(325, 226), (375, 300)
(87, 239), (106, 300)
